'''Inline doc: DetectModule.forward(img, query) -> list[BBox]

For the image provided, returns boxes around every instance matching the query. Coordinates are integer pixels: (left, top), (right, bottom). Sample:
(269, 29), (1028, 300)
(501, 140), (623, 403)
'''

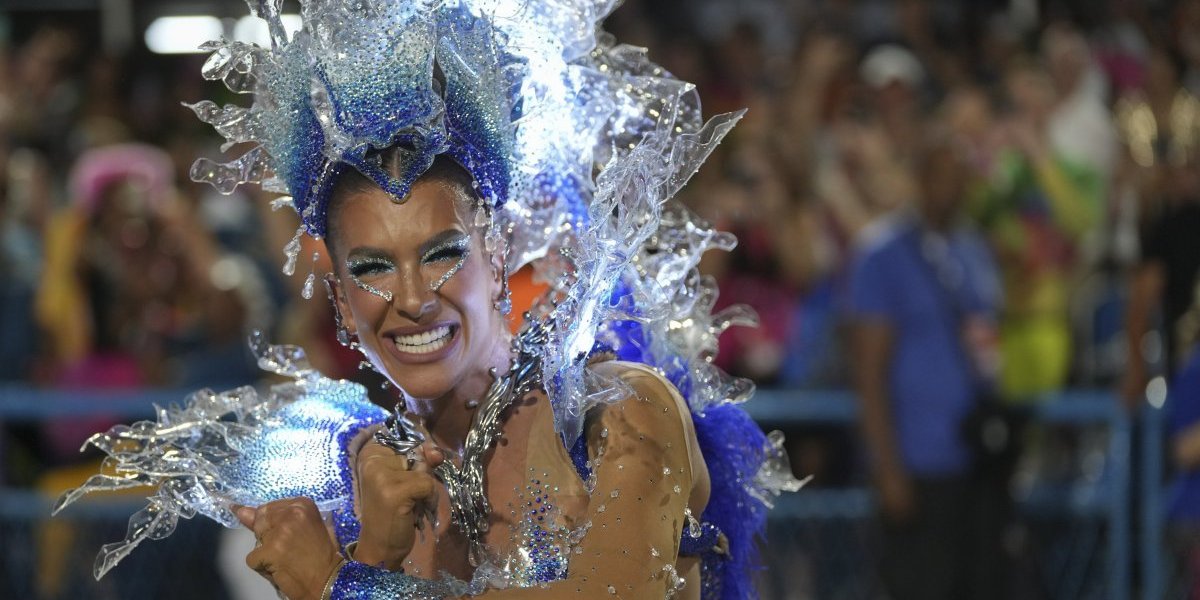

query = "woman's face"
(329, 177), (502, 401)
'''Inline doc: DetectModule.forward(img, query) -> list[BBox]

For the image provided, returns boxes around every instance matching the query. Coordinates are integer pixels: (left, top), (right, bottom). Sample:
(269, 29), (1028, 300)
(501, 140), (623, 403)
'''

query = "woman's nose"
(393, 267), (438, 321)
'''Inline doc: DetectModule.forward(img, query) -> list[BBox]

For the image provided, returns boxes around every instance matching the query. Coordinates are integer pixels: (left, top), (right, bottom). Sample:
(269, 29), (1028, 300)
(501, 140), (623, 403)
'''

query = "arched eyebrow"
(345, 246), (391, 262)
(343, 229), (467, 264)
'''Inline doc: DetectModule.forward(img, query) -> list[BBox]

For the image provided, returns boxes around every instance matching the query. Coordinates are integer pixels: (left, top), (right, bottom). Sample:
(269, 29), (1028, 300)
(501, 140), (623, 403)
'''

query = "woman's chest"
(400, 407), (590, 585)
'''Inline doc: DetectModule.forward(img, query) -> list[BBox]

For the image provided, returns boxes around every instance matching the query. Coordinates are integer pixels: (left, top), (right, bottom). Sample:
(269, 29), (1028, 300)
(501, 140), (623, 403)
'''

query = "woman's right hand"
(352, 440), (442, 571)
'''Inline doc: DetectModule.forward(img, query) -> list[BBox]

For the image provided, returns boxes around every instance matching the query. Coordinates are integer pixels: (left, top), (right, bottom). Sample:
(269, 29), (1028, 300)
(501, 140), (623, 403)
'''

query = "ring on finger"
(375, 408), (426, 467)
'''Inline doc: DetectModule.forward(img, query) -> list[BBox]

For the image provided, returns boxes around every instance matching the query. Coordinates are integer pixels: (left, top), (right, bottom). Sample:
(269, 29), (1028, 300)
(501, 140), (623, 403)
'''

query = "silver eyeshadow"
(345, 256), (395, 303)
(425, 234), (471, 291)
(343, 232), (471, 301)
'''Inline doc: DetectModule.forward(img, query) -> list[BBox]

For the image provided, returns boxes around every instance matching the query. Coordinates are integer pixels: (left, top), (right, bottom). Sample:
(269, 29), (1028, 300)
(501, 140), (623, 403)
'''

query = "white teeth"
(394, 326), (452, 354)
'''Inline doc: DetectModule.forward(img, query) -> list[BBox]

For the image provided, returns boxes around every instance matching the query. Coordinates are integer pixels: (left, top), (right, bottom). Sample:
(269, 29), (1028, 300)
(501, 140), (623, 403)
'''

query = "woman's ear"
(490, 250), (506, 289)
(324, 273), (357, 344)
(489, 248), (512, 316)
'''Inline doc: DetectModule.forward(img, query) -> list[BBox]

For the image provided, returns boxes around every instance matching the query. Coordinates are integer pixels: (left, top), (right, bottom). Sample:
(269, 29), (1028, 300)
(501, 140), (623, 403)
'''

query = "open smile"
(385, 323), (460, 362)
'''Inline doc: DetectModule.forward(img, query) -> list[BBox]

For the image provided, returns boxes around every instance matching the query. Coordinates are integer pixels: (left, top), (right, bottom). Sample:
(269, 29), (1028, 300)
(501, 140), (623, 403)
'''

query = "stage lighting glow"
(145, 16), (223, 54)
(232, 14), (303, 46)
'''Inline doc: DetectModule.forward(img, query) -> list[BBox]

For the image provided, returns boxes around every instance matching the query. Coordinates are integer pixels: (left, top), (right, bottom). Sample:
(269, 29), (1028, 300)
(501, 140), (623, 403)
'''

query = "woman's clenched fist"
(351, 440), (443, 571)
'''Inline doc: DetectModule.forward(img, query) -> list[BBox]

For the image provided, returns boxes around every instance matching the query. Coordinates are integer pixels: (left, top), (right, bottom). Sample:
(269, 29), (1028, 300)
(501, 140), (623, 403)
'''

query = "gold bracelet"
(320, 557), (347, 600)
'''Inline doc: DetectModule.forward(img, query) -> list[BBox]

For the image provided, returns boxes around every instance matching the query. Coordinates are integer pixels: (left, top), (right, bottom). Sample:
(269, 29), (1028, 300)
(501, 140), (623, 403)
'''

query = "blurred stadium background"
(1, 0), (1198, 598)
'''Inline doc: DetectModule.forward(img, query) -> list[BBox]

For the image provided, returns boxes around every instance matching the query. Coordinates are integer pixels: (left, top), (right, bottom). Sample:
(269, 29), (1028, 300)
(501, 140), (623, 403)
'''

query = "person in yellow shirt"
(952, 63), (1104, 401)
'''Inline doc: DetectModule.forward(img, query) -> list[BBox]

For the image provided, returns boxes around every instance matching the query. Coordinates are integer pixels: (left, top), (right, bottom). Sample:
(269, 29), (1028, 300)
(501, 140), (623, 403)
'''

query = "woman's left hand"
(351, 441), (441, 571)
(235, 498), (343, 600)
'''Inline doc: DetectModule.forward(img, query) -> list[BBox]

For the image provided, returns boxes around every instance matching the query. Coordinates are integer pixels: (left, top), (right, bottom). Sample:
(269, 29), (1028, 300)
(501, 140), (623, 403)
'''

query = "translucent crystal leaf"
(52, 474), (152, 516)
(200, 40), (266, 94)
(59, 332), (388, 578)
(249, 330), (312, 377)
(183, 101), (266, 152)
(190, 147), (270, 195)
(93, 500), (178, 579)
(749, 430), (811, 509)
(711, 304), (759, 335)
(244, 0), (289, 48)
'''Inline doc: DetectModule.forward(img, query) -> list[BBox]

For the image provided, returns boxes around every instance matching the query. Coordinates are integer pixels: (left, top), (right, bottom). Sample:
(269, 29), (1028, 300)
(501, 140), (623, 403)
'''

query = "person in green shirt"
(949, 62), (1104, 401)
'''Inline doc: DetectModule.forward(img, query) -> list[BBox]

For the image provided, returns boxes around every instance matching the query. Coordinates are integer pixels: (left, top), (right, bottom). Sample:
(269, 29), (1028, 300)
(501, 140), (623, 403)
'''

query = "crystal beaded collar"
(376, 316), (550, 565)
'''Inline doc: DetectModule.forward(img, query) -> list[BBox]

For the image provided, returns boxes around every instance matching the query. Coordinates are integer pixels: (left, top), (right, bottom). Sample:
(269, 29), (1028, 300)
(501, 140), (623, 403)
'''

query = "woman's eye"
(347, 259), (394, 278)
(424, 247), (467, 263)
(423, 237), (470, 264)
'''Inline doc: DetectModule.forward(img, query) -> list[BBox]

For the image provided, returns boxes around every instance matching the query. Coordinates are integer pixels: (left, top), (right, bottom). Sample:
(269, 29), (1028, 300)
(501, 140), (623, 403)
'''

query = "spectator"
(703, 104), (802, 383)
(1161, 310), (1200, 599)
(8, 25), (79, 161)
(858, 43), (928, 163)
(1119, 46), (1200, 406)
(892, 0), (971, 94)
(0, 147), (48, 382)
(849, 129), (1004, 600)
(1043, 22), (1119, 181)
(1092, 0), (1152, 97)
(810, 43), (923, 247)
(33, 144), (256, 460)
(966, 59), (1103, 401)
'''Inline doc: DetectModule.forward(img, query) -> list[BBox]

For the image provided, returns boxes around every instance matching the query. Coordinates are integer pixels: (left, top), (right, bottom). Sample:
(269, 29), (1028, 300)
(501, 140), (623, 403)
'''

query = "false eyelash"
(422, 235), (471, 264)
(346, 256), (396, 278)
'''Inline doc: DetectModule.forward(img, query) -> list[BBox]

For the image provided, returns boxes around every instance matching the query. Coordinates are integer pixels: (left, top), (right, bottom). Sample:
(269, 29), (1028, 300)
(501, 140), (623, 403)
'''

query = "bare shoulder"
(588, 361), (687, 416)
(586, 361), (709, 504)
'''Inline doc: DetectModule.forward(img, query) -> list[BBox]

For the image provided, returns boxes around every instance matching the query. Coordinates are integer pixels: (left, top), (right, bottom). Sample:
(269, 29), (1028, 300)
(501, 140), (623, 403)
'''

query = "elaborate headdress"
(60, 0), (803, 594)
(189, 0), (762, 446)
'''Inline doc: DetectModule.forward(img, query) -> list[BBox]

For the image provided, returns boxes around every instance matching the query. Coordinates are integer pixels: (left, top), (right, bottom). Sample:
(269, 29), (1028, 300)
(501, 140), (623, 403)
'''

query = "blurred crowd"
(624, 0), (1189, 397)
(0, 12), (382, 486)
(4, 0), (1200, 597)
(1, 0), (1173, 409)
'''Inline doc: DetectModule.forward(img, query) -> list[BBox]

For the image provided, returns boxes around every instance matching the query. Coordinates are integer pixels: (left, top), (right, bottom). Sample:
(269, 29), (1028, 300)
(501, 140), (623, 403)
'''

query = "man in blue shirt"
(848, 135), (1004, 600)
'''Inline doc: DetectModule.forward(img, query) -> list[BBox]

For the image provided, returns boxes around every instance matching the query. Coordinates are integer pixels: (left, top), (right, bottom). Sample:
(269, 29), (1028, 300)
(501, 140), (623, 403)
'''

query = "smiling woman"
(327, 157), (509, 404)
(56, 1), (803, 598)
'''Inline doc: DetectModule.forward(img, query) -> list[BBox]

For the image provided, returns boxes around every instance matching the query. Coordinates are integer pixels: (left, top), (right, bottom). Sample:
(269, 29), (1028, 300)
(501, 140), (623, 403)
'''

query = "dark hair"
(325, 152), (479, 261)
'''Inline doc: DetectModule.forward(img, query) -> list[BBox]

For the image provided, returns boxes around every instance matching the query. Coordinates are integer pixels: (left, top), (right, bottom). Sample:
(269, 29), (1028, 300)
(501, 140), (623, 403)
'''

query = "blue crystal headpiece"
(187, 0), (763, 444)
(189, 0), (522, 239)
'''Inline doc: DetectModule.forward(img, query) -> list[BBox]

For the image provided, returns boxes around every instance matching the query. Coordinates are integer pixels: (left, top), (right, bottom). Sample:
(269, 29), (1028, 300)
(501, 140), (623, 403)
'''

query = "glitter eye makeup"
(342, 230), (469, 302)
(346, 255), (396, 303)
(423, 233), (471, 291)
(346, 255), (394, 278)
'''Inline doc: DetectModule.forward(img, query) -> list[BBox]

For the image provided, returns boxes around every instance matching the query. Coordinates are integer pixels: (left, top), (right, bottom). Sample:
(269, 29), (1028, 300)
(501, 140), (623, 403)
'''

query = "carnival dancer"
(55, 1), (803, 598)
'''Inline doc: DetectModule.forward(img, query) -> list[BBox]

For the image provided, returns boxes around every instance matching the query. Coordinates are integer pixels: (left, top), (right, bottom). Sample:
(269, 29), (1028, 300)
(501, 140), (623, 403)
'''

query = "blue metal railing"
(0, 385), (1156, 599)
(0, 387), (195, 420)
(749, 388), (1132, 600)
(1141, 399), (1167, 600)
